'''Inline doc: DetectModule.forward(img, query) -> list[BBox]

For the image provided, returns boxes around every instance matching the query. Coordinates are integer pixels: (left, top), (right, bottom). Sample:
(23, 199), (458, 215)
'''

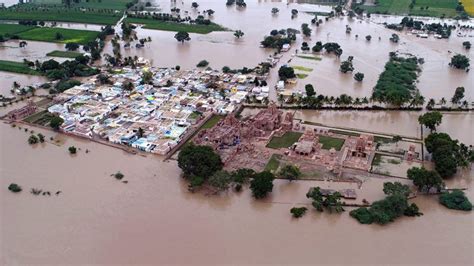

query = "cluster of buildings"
(45, 67), (263, 155)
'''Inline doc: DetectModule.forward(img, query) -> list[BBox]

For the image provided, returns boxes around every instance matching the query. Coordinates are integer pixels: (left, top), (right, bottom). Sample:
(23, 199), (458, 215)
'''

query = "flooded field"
(1, 122), (473, 264)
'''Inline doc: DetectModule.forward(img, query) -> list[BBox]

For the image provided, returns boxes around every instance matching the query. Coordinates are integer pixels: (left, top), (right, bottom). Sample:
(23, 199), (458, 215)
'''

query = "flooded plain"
(1, 0), (473, 264)
(1, 122), (473, 265)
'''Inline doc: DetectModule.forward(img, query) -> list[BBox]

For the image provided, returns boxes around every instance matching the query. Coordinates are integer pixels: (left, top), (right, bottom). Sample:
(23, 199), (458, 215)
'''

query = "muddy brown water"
(1, 1), (473, 264)
(1, 120), (473, 265)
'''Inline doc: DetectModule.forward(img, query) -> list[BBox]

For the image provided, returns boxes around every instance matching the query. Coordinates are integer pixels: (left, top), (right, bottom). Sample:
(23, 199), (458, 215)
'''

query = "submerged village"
(1, 0), (474, 265)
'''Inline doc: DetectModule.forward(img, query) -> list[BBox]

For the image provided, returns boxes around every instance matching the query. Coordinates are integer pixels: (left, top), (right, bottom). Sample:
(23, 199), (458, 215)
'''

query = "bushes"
(28, 135), (39, 144)
(68, 146), (77, 154)
(196, 60), (209, 68)
(250, 171), (274, 199)
(439, 190), (473, 211)
(449, 54), (470, 69)
(290, 207), (308, 218)
(8, 183), (22, 193)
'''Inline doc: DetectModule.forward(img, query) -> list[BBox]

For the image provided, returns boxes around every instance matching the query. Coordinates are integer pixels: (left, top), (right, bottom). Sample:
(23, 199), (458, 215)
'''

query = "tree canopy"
(250, 171), (274, 199)
(439, 190), (473, 211)
(418, 111), (442, 132)
(178, 143), (223, 179)
(407, 167), (444, 192)
(174, 31), (191, 43)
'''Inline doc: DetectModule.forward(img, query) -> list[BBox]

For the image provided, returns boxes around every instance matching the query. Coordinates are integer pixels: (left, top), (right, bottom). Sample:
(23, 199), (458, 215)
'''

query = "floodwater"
(1, 122), (473, 264)
(0, 71), (47, 96)
(242, 108), (474, 145)
(1, 1), (473, 264)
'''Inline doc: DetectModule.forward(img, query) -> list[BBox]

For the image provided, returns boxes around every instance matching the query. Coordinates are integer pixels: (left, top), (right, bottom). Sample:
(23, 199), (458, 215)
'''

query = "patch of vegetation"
(200, 115), (224, 129)
(372, 53), (421, 106)
(68, 146), (77, 154)
(328, 129), (360, 137)
(296, 73), (308, 79)
(372, 153), (383, 166)
(46, 50), (83, 58)
(250, 171), (275, 199)
(318, 135), (345, 151)
(296, 55), (322, 61)
(291, 65), (313, 72)
(355, 0), (460, 18)
(17, 27), (99, 45)
(114, 171), (125, 180)
(126, 18), (227, 34)
(265, 154), (282, 172)
(0, 23), (36, 36)
(439, 190), (473, 211)
(290, 207), (308, 218)
(0, 60), (41, 75)
(306, 187), (344, 213)
(267, 131), (303, 149)
(8, 183), (22, 193)
(350, 182), (422, 225)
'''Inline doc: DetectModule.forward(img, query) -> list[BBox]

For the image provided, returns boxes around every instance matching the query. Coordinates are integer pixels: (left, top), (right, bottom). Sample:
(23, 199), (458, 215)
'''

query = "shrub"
(68, 146), (77, 154)
(290, 207), (308, 218)
(8, 183), (22, 193)
(114, 171), (124, 180)
(439, 190), (473, 211)
(196, 60), (209, 68)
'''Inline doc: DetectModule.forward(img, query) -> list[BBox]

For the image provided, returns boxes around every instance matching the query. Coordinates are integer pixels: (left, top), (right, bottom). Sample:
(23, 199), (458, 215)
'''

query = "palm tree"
(439, 97), (447, 106)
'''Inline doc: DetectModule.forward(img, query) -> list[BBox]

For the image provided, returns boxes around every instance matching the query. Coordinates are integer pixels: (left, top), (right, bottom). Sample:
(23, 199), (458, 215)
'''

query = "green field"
(126, 18), (227, 34)
(267, 131), (303, 149)
(0, 60), (41, 75)
(201, 115), (224, 129)
(47, 50), (83, 58)
(265, 154), (282, 172)
(359, 0), (459, 17)
(0, 9), (122, 25)
(17, 28), (99, 44)
(318, 135), (345, 151)
(75, 0), (134, 10)
(0, 24), (36, 36)
(296, 55), (322, 61)
(292, 65), (313, 72)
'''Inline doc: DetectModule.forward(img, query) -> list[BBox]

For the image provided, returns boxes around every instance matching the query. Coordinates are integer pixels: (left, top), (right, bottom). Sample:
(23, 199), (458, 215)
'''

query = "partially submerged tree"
(250, 171), (274, 199)
(174, 31), (191, 43)
(278, 164), (301, 182)
(234, 30), (244, 39)
(178, 143), (223, 179)
(418, 111), (443, 132)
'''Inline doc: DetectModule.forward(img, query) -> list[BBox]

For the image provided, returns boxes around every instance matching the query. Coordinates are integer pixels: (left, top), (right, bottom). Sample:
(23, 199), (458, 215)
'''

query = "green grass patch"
(0, 24), (36, 36)
(0, 60), (41, 75)
(200, 115), (224, 130)
(126, 18), (227, 34)
(292, 65), (313, 72)
(372, 153), (383, 166)
(328, 129), (360, 137)
(318, 135), (345, 151)
(296, 73), (308, 79)
(358, 0), (459, 17)
(265, 154), (282, 172)
(0, 9), (122, 25)
(267, 131), (303, 149)
(46, 50), (83, 58)
(17, 27), (99, 45)
(23, 110), (54, 125)
(75, 0), (134, 10)
(296, 55), (322, 61)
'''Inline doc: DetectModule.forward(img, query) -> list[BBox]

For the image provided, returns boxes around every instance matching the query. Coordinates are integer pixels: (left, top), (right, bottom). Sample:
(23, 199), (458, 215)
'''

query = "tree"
(191, 2), (199, 9)
(451, 87), (465, 105)
(339, 57), (354, 73)
(271, 7), (279, 15)
(439, 190), (473, 211)
(290, 207), (308, 218)
(208, 170), (232, 192)
(305, 84), (316, 98)
(8, 183), (22, 193)
(68, 146), (77, 154)
(142, 71), (153, 84)
(65, 42), (79, 51)
(37, 133), (45, 143)
(418, 111), (443, 132)
(122, 80), (134, 91)
(449, 54), (470, 69)
(137, 127), (145, 138)
(301, 23), (311, 37)
(196, 60), (209, 67)
(49, 116), (64, 130)
(354, 72), (364, 82)
(278, 66), (295, 81)
(278, 164), (301, 181)
(234, 30), (244, 39)
(462, 41), (471, 50)
(312, 41), (323, 52)
(383, 182), (411, 197)
(231, 168), (255, 184)
(407, 167), (444, 192)
(389, 33), (400, 43)
(178, 143), (223, 179)
(365, 35), (372, 41)
(250, 171), (274, 199)
(174, 31), (191, 43)
(28, 135), (39, 144)
(306, 187), (344, 213)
